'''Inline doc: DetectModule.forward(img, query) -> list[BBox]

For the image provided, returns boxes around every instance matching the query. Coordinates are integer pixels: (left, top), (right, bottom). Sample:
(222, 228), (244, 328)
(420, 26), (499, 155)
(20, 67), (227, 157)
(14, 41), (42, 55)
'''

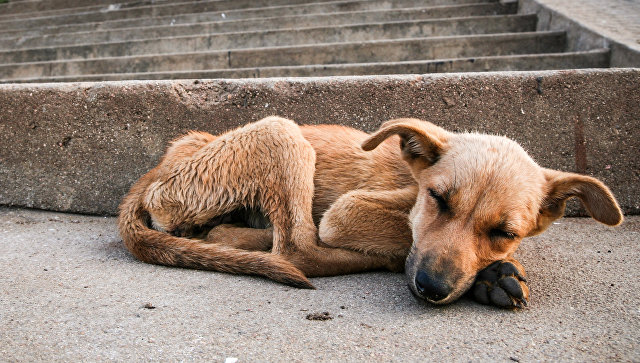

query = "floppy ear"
(529, 168), (623, 236)
(362, 118), (450, 171)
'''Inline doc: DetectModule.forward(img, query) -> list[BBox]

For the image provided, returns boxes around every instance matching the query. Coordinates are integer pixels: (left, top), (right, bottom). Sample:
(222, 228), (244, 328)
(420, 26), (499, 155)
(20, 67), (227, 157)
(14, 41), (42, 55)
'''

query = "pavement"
(532, 0), (640, 52)
(0, 207), (638, 361)
(519, 0), (640, 67)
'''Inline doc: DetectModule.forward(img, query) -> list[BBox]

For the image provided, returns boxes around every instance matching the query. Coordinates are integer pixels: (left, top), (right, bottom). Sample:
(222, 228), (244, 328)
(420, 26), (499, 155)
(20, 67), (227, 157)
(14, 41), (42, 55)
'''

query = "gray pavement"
(532, 0), (640, 52)
(1, 207), (638, 361)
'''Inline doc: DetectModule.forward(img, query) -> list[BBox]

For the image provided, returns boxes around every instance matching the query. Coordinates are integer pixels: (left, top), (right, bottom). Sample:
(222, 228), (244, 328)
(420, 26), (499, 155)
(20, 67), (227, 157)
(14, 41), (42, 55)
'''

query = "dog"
(118, 116), (623, 308)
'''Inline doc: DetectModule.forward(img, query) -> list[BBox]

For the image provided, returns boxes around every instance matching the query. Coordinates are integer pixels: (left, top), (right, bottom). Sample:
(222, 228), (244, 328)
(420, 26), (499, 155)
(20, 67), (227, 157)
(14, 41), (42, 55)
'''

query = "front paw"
(471, 260), (529, 309)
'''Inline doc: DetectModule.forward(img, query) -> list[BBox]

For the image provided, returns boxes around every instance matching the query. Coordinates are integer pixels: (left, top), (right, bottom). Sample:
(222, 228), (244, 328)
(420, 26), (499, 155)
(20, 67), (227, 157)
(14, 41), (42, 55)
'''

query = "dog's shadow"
(102, 238), (489, 313)
(101, 238), (137, 263)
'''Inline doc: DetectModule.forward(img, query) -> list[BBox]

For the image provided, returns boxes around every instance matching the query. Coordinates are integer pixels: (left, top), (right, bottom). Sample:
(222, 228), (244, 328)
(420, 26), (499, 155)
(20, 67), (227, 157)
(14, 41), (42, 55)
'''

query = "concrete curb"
(0, 69), (638, 216)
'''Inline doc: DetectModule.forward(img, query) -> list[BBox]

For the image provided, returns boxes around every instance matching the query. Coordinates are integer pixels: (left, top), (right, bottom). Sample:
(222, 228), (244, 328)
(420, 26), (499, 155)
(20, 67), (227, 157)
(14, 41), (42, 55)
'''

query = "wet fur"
(118, 116), (623, 305)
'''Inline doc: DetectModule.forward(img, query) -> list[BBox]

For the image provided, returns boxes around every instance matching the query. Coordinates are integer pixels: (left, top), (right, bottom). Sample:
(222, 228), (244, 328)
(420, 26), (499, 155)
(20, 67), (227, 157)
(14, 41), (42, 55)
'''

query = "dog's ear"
(528, 168), (623, 236)
(362, 118), (450, 169)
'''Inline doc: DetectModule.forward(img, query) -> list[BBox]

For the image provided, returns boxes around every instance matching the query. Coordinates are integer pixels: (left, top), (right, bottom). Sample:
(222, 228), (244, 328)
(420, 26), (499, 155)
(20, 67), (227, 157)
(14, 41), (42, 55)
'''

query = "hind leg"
(202, 224), (395, 276)
(240, 121), (396, 273)
(206, 118), (395, 274)
(286, 247), (399, 277)
(233, 117), (319, 255)
(143, 116), (317, 249)
(204, 224), (273, 251)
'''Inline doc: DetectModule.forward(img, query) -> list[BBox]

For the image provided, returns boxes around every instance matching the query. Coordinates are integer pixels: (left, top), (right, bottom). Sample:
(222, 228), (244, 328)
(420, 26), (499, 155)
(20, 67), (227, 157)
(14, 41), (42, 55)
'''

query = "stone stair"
(0, 0), (613, 82)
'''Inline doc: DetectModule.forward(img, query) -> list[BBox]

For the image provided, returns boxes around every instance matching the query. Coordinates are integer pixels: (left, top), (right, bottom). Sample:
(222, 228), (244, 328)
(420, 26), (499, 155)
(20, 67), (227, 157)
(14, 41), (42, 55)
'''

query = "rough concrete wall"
(0, 69), (638, 216)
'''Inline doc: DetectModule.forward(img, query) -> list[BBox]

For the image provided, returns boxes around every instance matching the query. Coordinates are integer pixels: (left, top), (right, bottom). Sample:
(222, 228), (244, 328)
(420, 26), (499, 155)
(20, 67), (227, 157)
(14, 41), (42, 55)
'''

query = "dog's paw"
(471, 260), (529, 309)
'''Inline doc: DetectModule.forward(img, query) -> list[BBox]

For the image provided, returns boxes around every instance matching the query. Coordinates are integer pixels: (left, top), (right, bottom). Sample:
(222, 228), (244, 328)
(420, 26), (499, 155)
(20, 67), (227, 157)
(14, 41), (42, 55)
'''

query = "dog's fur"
(118, 116), (623, 308)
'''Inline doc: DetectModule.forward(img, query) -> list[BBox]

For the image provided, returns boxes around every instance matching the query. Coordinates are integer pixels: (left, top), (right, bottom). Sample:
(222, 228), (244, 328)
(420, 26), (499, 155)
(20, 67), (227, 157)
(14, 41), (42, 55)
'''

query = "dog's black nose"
(415, 270), (451, 302)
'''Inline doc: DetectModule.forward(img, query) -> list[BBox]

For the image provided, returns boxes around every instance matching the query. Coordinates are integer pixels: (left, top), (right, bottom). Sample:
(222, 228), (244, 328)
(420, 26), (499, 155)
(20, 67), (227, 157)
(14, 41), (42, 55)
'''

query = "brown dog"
(118, 116), (623, 308)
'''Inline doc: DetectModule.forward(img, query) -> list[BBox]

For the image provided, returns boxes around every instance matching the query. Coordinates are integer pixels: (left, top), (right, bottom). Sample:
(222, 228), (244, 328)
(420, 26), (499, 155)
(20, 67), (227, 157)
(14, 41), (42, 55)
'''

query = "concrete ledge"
(0, 69), (638, 216)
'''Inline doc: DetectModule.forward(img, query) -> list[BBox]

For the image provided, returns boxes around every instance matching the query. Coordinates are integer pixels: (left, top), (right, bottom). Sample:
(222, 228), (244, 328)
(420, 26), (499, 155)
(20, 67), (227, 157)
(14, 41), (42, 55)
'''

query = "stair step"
(0, 0), (317, 20)
(0, 0), (168, 16)
(0, 15), (538, 62)
(4, 50), (610, 83)
(0, 0), (497, 31)
(1, 3), (518, 48)
(0, 31), (567, 80)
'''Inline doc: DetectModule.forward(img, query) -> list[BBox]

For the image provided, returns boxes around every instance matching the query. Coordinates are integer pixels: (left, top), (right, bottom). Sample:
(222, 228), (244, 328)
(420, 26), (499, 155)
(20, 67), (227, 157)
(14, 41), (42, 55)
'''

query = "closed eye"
(428, 188), (450, 213)
(489, 228), (518, 240)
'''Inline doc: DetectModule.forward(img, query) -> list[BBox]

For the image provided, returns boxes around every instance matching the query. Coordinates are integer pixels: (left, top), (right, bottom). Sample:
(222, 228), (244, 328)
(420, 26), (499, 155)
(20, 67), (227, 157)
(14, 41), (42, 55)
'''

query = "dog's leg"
(248, 120), (318, 256)
(204, 224), (273, 251)
(470, 258), (529, 309)
(203, 223), (392, 276)
(289, 186), (419, 276)
(285, 246), (397, 277)
(317, 186), (417, 271)
(148, 117), (319, 254)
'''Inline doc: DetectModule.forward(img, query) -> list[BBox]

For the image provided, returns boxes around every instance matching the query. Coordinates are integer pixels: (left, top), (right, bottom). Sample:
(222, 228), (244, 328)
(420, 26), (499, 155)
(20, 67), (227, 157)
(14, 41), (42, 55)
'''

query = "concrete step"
(0, 3), (517, 39)
(0, 0), (166, 16)
(5, 50), (609, 83)
(0, 0), (497, 31)
(0, 31), (566, 81)
(0, 3), (518, 48)
(0, 0), (322, 20)
(0, 15), (538, 62)
(1, 69), (637, 216)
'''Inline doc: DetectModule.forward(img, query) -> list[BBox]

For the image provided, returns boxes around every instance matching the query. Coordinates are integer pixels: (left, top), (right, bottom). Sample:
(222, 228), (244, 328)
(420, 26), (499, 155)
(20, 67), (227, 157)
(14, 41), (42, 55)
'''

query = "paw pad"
(471, 261), (529, 309)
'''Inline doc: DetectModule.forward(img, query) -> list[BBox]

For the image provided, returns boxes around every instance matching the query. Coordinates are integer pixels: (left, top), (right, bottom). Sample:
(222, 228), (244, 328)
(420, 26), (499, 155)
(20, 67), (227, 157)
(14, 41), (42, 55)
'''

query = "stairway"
(0, 0), (611, 82)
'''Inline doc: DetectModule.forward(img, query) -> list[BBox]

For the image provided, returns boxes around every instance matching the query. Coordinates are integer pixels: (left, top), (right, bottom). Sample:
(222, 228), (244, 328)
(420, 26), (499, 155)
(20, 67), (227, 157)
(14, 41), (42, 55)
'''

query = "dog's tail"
(117, 176), (314, 289)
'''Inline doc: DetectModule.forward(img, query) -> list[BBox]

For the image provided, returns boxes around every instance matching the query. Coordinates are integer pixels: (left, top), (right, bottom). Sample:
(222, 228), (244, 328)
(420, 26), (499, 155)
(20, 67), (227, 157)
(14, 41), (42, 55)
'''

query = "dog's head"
(363, 119), (623, 305)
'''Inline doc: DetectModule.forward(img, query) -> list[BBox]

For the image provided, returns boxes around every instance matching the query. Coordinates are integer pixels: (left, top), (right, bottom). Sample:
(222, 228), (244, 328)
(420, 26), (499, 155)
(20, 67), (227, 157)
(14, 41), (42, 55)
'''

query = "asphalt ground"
(0, 207), (638, 361)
